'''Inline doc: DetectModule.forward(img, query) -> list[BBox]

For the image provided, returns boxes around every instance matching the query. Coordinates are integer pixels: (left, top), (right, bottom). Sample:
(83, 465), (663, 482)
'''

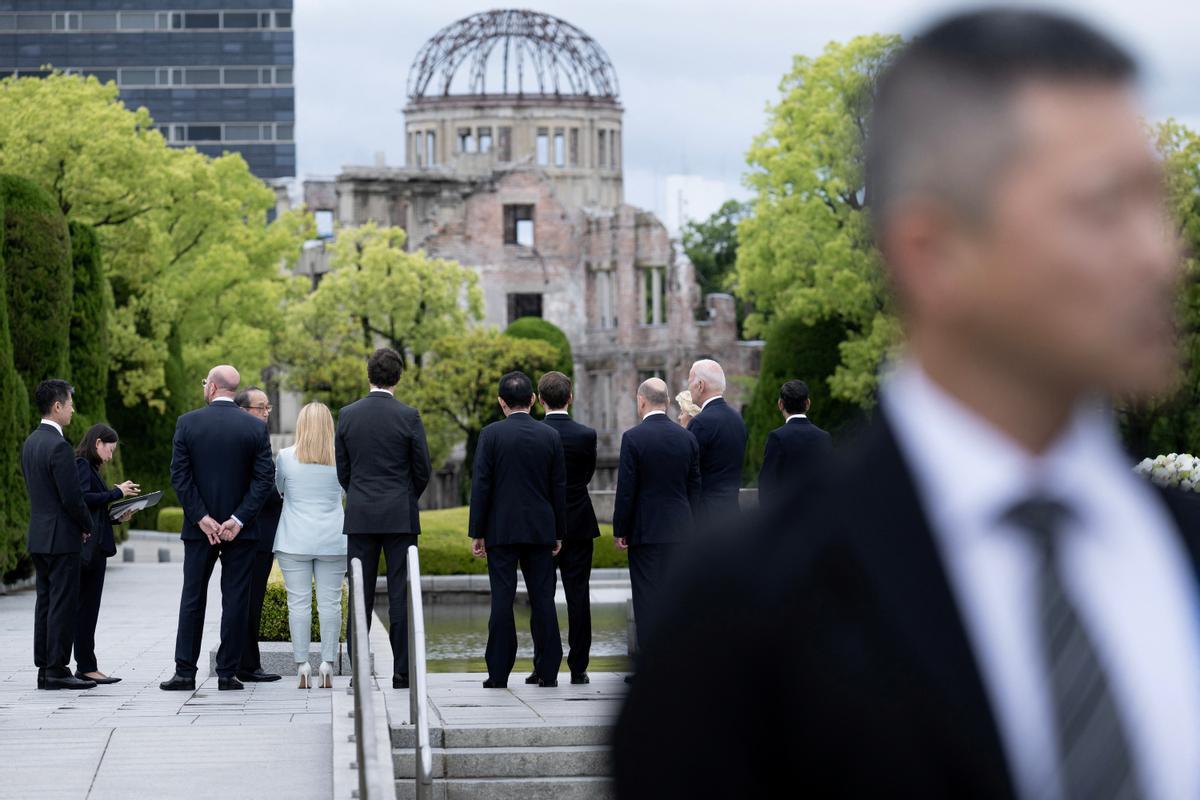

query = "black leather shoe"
(571, 672), (590, 685)
(537, 678), (558, 688)
(76, 671), (121, 685)
(160, 674), (196, 691)
(218, 677), (244, 691)
(37, 668), (45, 689)
(44, 674), (96, 690)
(524, 672), (539, 685)
(393, 675), (409, 689)
(482, 678), (507, 689)
(236, 669), (281, 683)
(623, 675), (635, 685)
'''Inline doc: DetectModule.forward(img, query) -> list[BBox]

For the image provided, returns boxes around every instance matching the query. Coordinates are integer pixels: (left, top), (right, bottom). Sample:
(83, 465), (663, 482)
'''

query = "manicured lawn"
(415, 506), (626, 575)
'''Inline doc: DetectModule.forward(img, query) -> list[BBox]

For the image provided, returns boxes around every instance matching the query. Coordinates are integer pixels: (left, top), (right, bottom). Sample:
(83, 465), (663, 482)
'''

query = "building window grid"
(55, 65), (294, 88)
(0, 10), (293, 33)
(156, 121), (295, 144)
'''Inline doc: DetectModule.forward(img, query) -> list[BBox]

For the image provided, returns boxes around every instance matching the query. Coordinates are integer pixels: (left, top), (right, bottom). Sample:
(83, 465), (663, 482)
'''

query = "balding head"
(205, 364), (240, 403)
(637, 377), (669, 420)
(688, 359), (726, 405)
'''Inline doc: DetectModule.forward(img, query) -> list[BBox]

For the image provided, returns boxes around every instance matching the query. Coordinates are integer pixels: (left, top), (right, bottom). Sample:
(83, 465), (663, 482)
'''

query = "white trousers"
(276, 553), (345, 664)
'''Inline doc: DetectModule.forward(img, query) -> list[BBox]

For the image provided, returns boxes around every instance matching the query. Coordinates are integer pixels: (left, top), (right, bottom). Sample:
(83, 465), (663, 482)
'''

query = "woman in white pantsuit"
(274, 402), (347, 689)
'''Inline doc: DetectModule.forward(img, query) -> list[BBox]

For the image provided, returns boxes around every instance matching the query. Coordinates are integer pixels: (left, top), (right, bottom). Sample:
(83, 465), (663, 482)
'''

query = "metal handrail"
(347, 557), (393, 799)
(406, 545), (434, 799)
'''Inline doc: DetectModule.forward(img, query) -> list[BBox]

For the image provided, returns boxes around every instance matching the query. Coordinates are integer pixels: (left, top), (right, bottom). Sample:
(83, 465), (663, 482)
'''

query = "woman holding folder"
(74, 423), (139, 684)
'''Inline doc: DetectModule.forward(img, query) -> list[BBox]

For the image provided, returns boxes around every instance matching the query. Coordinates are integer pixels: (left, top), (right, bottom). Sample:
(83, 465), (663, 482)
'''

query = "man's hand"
(118, 510), (135, 524)
(471, 538), (487, 558)
(81, 531), (91, 543)
(552, 539), (563, 557)
(615, 537), (628, 551)
(116, 480), (140, 498)
(219, 518), (243, 542)
(199, 515), (221, 545)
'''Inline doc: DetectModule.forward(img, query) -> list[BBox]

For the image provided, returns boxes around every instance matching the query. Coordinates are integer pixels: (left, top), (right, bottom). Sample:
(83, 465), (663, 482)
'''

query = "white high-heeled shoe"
(297, 662), (311, 690)
(318, 661), (333, 689)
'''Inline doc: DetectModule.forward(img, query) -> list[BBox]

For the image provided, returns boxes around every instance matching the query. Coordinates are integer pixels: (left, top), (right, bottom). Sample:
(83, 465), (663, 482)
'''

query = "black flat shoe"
(624, 675), (635, 685)
(537, 678), (558, 688)
(77, 672), (121, 685)
(44, 674), (96, 690)
(236, 669), (281, 683)
(571, 672), (590, 685)
(218, 677), (244, 691)
(393, 675), (409, 689)
(482, 679), (507, 689)
(524, 672), (539, 685)
(160, 674), (196, 691)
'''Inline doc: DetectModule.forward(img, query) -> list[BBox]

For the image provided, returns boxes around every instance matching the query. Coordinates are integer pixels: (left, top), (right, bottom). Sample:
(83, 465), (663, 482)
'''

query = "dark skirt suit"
(74, 457), (122, 674)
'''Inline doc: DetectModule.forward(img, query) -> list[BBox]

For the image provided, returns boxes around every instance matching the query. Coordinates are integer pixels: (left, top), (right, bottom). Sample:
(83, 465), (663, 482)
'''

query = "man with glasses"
(233, 386), (283, 683)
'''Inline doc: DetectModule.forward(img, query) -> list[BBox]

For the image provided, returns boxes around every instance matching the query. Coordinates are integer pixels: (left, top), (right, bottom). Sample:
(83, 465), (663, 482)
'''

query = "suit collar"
(785, 415), (810, 425)
(838, 411), (1016, 795)
(368, 389), (394, 398)
(39, 419), (63, 436)
(700, 395), (726, 411)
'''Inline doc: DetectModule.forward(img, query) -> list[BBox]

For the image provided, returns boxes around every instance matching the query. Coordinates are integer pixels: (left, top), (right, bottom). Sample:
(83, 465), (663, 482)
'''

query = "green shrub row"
(156, 506), (184, 533)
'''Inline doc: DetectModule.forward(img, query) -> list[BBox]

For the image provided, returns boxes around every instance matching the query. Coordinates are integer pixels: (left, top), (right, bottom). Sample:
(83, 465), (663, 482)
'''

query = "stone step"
(394, 776), (614, 800)
(394, 744), (610, 779)
(391, 723), (614, 750)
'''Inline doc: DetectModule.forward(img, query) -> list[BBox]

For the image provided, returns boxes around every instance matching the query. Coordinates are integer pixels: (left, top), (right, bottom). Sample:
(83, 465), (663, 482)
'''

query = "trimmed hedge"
(742, 316), (866, 484)
(0, 179), (30, 577)
(1, 175), (72, 408)
(156, 506), (184, 533)
(259, 576), (348, 643)
(504, 316), (574, 379)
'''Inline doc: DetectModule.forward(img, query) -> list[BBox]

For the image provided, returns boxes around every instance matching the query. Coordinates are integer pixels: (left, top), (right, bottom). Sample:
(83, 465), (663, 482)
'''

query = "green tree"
(0, 183), (30, 576)
(1119, 120), (1200, 458)
(735, 35), (905, 407)
(742, 316), (866, 484)
(66, 221), (112, 439)
(681, 199), (751, 331)
(281, 223), (484, 411)
(0, 174), (72, 408)
(503, 316), (573, 378)
(0, 73), (309, 412)
(410, 329), (561, 498)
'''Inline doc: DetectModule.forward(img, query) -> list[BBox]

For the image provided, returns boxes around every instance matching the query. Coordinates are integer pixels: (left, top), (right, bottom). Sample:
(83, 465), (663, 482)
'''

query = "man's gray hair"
(638, 378), (669, 407)
(690, 359), (726, 392)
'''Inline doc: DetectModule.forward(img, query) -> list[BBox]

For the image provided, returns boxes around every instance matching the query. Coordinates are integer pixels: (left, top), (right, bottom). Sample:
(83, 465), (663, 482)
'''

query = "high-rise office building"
(0, 2), (295, 180)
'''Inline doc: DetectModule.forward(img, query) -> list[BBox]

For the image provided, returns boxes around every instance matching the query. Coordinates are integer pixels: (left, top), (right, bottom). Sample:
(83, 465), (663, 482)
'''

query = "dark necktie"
(1002, 497), (1141, 800)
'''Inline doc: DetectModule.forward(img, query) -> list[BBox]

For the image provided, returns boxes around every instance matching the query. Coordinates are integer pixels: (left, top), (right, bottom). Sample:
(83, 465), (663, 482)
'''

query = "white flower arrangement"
(1134, 453), (1200, 492)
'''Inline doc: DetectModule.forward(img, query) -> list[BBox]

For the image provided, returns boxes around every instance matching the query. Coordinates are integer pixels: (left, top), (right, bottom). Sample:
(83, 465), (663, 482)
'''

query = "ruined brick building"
(297, 9), (761, 487)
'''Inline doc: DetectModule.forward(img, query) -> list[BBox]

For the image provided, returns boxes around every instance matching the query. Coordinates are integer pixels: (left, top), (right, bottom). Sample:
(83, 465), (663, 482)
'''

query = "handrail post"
(406, 545), (433, 799)
(348, 557), (392, 799)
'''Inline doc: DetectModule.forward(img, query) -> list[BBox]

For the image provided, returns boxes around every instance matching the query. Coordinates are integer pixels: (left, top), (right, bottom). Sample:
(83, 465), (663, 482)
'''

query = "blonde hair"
(294, 402), (335, 465)
(675, 390), (701, 417)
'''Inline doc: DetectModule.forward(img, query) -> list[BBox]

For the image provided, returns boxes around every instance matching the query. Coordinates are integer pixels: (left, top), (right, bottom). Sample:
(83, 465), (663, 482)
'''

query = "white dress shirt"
(785, 414), (807, 423)
(545, 410), (569, 417)
(882, 363), (1200, 800)
(642, 409), (666, 419)
(40, 418), (63, 436)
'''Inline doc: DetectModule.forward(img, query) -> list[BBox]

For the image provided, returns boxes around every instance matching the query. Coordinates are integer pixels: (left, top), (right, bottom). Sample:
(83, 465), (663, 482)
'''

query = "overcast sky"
(293, 0), (1200, 223)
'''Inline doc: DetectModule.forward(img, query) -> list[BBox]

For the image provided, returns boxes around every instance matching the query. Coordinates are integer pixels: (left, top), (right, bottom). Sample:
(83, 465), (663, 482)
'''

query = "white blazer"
(273, 447), (347, 557)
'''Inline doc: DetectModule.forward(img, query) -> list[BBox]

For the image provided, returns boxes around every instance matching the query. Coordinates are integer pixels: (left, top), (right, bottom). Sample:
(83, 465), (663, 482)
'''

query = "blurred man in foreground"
(614, 8), (1200, 799)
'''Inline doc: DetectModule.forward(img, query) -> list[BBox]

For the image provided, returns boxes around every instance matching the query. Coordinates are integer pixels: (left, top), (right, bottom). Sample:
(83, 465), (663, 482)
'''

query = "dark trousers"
(558, 537), (593, 675)
(486, 543), (562, 684)
(174, 537), (255, 679)
(628, 543), (679, 652)
(347, 533), (416, 677)
(33, 552), (81, 676)
(74, 558), (107, 674)
(238, 549), (275, 673)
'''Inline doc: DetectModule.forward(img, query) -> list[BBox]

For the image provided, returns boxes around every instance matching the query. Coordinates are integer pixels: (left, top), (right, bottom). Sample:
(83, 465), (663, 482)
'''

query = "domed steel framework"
(406, 9), (620, 101)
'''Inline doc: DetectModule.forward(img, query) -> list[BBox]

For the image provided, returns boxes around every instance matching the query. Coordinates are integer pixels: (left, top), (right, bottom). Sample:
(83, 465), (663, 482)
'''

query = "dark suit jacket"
(469, 412), (566, 547)
(248, 490), (283, 553)
(542, 413), (600, 540)
(686, 397), (747, 513)
(613, 412), (1200, 799)
(757, 416), (833, 505)
(170, 400), (275, 543)
(76, 457), (122, 560)
(612, 414), (702, 546)
(21, 423), (92, 555)
(336, 391), (431, 535)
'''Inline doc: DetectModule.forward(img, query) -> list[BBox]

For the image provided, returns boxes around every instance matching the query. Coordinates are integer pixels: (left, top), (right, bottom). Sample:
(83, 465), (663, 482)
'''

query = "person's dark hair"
(367, 348), (404, 388)
(779, 380), (810, 415)
(867, 8), (1136, 238)
(537, 371), (572, 410)
(499, 371), (534, 409)
(75, 423), (119, 467)
(234, 386), (265, 409)
(34, 379), (74, 416)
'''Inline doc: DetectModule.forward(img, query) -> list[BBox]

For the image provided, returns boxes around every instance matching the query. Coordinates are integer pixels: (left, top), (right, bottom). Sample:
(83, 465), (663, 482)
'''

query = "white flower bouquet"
(1134, 453), (1200, 492)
